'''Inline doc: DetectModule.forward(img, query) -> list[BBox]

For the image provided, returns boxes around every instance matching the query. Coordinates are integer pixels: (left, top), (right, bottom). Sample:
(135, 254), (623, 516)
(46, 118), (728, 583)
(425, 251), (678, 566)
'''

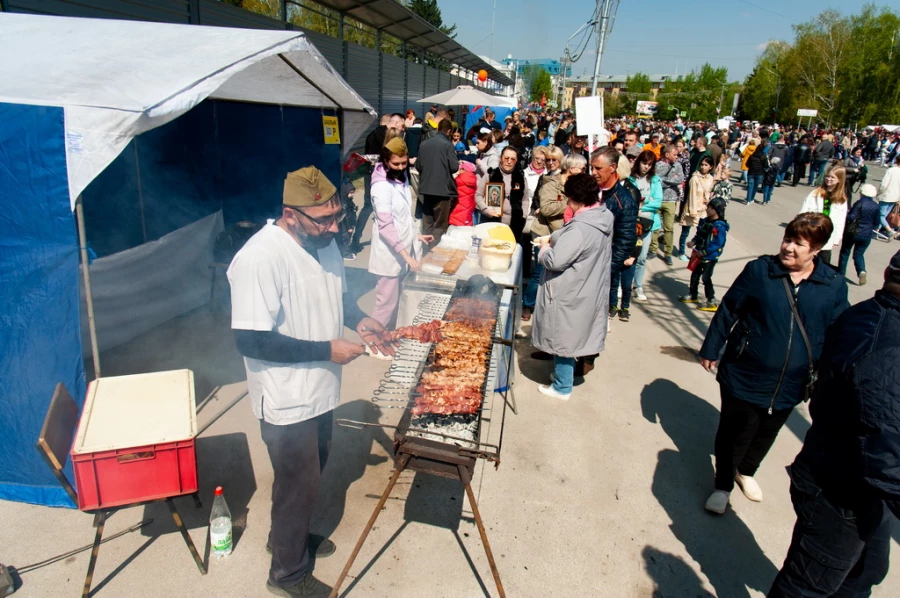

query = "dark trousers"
(609, 263), (635, 310)
(260, 411), (333, 587)
(838, 236), (872, 277)
(689, 259), (717, 300)
(714, 388), (791, 492)
(792, 163), (808, 186)
(350, 173), (373, 249)
(769, 460), (892, 598)
(421, 195), (452, 246)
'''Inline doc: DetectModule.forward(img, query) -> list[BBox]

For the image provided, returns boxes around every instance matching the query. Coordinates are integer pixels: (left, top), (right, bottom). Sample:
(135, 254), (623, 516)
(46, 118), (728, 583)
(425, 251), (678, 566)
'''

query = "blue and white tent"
(0, 13), (375, 507)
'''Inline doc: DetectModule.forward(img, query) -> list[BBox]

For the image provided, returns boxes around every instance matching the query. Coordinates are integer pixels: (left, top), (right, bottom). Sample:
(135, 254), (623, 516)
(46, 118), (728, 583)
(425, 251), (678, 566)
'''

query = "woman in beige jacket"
(678, 155), (715, 260)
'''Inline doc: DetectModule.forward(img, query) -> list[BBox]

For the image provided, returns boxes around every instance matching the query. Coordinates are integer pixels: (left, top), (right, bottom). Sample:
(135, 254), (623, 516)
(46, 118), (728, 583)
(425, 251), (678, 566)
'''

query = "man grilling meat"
(227, 166), (394, 598)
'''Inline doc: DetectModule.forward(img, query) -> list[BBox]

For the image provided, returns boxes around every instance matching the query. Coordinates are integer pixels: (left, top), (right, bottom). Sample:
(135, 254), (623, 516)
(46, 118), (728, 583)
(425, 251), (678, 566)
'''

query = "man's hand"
(687, 240), (695, 249)
(700, 358), (717, 373)
(330, 339), (366, 364)
(357, 317), (396, 357)
(624, 257), (636, 267)
(487, 208), (501, 218)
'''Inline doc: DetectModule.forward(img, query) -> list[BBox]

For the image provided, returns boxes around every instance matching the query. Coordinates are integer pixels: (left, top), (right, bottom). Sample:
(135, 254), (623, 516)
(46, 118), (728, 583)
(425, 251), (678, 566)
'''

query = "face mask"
(386, 167), (406, 182)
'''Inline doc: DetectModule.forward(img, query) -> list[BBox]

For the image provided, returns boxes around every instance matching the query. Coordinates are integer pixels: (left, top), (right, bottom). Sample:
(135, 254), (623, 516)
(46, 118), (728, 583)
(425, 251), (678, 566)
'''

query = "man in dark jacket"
(591, 147), (638, 320)
(417, 119), (459, 245)
(770, 139), (789, 186)
(809, 135), (835, 186)
(791, 136), (812, 187)
(769, 251), (900, 597)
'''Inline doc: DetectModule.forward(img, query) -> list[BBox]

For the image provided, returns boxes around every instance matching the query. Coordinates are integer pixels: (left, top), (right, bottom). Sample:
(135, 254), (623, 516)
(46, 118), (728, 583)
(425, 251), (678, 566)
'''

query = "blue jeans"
(524, 245), (542, 308)
(761, 183), (774, 204)
(678, 226), (691, 256)
(609, 263), (635, 310)
(838, 236), (872, 276)
(746, 174), (763, 203)
(769, 460), (892, 597)
(632, 229), (653, 291)
(808, 159), (826, 185)
(776, 170), (786, 184)
(878, 201), (896, 232)
(552, 356), (575, 394)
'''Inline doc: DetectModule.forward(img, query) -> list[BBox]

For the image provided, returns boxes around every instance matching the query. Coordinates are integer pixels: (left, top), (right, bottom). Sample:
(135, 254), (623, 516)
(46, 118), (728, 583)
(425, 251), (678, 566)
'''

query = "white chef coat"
(368, 175), (416, 277)
(227, 221), (345, 425)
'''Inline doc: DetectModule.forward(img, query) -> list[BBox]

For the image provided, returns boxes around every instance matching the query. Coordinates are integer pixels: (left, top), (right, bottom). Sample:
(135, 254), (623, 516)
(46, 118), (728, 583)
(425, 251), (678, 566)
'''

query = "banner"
(636, 101), (658, 115)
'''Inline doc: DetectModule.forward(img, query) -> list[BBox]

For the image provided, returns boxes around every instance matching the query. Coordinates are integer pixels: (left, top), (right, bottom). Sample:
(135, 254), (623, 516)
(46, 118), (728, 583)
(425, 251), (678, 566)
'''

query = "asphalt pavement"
(1, 162), (898, 597)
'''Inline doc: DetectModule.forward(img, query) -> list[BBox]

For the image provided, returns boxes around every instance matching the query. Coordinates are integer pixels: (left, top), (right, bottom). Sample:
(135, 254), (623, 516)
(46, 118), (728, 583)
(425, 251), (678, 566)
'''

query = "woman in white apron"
(367, 138), (433, 351)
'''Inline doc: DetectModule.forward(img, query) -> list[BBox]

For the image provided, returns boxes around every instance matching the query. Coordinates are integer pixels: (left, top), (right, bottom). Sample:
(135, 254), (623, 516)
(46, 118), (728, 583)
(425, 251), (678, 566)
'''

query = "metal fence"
(5, 0), (482, 126)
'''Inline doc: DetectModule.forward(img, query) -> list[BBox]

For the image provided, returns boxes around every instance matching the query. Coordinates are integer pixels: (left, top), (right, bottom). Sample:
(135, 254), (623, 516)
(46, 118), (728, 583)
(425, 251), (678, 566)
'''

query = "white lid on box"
(72, 369), (197, 454)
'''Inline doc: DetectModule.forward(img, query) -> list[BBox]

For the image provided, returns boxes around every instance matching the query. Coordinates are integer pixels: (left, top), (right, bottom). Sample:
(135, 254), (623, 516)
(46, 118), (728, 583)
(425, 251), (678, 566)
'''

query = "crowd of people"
(225, 102), (900, 597)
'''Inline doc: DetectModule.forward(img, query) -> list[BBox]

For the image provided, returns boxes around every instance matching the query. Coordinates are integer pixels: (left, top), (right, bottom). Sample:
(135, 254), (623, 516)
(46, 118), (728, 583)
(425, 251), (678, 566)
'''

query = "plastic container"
(71, 370), (198, 511)
(479, 240), (515, 272)
(210, 486), (233, 558)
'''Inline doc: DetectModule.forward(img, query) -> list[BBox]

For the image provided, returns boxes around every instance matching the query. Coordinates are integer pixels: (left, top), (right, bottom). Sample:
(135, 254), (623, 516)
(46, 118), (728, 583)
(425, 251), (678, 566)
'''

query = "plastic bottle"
(209, 486), (233, 558)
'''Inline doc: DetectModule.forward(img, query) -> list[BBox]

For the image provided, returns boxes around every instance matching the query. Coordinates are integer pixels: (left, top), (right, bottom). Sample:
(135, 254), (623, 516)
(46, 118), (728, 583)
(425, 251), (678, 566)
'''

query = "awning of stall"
(301, 0), (514, 87)
(0, 12), (377, 208)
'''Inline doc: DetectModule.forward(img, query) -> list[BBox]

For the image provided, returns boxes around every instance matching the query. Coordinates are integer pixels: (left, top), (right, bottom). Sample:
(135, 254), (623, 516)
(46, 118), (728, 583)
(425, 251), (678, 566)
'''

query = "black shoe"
(678, 294), (699, 304)
(266, 575), (332, 598)
(618, 308), (630, 322)
(609, 306), (618, 319)
(348, 242), (363, 254)
(266, 535), (336, 558)
(342, 252), (357, 261)
(665, 256), (674, 266)
(530, 350), (553, 360)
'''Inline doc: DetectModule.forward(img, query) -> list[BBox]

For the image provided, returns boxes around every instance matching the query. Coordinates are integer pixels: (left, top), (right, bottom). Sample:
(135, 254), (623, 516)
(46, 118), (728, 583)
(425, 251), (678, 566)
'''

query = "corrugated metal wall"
(6, 0), (495, 145)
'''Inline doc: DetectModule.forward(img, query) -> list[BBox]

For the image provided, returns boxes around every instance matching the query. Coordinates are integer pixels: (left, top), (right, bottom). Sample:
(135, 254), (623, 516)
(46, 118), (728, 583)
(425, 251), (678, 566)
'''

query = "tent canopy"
(418, 86), (517, 108)
(0, 13), (376, 207)
(0, 13), (376, 508)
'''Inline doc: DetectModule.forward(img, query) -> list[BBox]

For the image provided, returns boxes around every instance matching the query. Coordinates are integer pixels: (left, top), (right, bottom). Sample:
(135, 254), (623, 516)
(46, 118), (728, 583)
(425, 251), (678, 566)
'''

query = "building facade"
(563, 74), (677, 109)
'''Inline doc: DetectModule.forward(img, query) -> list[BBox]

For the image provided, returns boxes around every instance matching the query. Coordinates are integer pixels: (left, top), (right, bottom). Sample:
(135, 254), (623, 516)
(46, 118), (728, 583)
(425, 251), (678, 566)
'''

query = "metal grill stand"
(331, 283), (515, 598)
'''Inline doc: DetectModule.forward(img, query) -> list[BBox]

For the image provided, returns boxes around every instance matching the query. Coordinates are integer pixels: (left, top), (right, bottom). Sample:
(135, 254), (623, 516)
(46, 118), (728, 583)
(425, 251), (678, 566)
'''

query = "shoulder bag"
(781, 277), (817, 402)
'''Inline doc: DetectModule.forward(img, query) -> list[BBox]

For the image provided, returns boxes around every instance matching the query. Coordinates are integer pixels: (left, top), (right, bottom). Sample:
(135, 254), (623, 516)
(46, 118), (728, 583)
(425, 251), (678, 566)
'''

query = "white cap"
(860, 183), (877, 198)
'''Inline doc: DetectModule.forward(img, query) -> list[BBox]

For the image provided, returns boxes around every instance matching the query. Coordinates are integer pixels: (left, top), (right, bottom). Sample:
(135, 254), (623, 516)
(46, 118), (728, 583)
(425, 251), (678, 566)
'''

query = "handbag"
(888, 204), (900, 230)
(687, 250), (702, 271)
(843, 207), (860, 240)
(781, 278), (817, 404)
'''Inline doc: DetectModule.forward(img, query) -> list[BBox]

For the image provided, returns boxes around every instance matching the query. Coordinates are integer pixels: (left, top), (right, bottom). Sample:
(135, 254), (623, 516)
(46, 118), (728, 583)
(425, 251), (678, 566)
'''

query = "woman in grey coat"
(532, 173), (614, 400)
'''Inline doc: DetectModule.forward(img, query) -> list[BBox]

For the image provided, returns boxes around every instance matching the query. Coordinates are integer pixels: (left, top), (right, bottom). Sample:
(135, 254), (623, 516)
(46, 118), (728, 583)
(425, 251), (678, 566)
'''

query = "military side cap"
(283, 166), (337, 208)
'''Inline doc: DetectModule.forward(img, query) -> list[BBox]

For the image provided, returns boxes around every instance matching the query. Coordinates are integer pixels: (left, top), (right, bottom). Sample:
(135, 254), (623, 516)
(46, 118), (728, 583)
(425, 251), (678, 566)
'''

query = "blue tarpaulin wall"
(0, 99), (341, 507)
(0, 103), (87, 507)
(464, 105), (516, 137)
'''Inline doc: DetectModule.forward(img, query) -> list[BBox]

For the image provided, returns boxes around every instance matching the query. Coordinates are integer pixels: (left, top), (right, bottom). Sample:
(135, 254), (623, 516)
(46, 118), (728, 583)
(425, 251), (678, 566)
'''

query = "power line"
(735, 0), (797, 21)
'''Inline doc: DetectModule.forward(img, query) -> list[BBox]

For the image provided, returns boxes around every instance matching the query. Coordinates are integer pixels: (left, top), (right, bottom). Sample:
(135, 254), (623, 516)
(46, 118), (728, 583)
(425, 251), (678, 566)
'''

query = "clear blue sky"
(440, 0), (880, 81)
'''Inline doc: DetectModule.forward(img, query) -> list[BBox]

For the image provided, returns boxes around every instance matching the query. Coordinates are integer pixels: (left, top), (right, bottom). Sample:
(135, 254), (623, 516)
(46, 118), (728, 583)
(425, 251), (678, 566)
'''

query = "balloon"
(477, 69), (488, 82)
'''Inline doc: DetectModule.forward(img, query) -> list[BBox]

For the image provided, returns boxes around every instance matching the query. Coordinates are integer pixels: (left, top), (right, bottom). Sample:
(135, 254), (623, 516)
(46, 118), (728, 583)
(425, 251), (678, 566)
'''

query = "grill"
(332, 275), (516, 598)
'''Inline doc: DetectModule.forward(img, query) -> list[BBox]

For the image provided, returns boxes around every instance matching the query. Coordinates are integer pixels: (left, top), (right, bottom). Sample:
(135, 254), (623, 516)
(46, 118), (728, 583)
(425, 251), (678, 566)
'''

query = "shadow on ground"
(642, 378), (779, 597)
(643, 545), (715, 598)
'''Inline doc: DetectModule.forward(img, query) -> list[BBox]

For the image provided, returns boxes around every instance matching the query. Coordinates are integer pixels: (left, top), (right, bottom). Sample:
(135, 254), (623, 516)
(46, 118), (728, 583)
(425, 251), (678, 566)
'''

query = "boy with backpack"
(679, 197), (729, 312)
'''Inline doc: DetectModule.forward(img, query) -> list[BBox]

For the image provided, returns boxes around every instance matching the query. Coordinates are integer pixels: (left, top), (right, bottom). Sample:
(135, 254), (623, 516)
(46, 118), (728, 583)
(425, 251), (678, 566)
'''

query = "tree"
(528, 68), (553, 102)
(407, 0), (456, 38)
(742, 5), (900, 126)
(625, 72), (652, 94)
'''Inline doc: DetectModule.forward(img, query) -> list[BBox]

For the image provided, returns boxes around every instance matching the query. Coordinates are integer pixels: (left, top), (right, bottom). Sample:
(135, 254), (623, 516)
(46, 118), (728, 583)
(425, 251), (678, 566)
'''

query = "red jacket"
(450, 170), (477, 226)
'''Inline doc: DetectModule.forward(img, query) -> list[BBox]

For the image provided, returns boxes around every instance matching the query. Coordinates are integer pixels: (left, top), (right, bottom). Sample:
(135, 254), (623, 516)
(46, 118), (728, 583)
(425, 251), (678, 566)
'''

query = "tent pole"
(75, 195), (102, 379)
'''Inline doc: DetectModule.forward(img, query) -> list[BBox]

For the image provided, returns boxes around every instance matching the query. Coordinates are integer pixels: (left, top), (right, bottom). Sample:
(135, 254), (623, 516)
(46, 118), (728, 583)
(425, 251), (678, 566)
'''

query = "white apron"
(368, 177), (416, 277)
(227, 222), (345, 425)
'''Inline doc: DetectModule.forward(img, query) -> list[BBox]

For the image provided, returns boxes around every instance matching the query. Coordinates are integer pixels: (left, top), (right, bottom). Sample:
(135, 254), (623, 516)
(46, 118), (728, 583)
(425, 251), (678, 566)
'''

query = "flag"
(540, 93), (547, 107)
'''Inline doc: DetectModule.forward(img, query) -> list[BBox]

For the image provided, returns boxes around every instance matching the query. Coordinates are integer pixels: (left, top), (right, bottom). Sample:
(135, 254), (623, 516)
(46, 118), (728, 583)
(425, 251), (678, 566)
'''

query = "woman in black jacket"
(698, 213), (849, 514)
(745, 144), (769, 205)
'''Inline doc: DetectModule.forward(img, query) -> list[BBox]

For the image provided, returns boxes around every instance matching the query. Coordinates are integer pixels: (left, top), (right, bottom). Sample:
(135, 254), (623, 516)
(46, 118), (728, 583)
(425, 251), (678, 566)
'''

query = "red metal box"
(71, 370), (198, 511)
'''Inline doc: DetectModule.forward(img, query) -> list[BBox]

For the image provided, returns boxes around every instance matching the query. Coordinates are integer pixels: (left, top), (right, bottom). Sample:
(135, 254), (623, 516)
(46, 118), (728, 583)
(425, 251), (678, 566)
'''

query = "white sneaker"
(734, 474), (764, 502)
(538, 384), (571, 401)
(365, 345), (393, 360)
(634, 288), (648, 302)
(704, 490), (730, 514)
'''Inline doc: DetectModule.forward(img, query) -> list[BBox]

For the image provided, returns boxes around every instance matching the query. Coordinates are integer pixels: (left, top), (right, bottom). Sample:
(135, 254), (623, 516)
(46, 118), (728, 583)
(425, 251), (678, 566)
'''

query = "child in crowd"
(452, 129), (466, 154)
(679, 198), (729, 312)
(449, 161), (477, 226)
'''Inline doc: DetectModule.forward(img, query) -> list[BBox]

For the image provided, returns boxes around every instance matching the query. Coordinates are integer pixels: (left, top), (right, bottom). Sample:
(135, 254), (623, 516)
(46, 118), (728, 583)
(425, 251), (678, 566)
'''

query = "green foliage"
(222, 0), (282, 18)
(742, 4), (900, 126)
(625, 72), (652, 94)
(529, 68), (553, 102)
(407, 0), (456, 38)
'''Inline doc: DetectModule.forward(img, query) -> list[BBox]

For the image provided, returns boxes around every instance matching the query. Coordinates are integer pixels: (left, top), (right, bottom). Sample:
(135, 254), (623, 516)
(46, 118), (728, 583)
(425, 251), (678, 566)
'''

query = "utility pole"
(590, 0), (618, 97)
